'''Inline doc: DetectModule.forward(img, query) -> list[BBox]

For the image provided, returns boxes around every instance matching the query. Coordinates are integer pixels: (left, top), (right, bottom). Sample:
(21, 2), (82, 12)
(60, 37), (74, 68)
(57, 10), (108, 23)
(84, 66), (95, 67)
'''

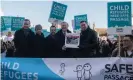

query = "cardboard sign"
(65, 33), (80, 48)
(48, 1), (67, 24)
(107, 2), (132, 35)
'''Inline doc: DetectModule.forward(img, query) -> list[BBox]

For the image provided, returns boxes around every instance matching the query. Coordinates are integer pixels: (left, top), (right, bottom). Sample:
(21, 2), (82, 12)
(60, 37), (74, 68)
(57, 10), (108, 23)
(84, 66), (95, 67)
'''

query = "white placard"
(65, 33), (80, 48)
(1, 58), (133, 80)
(43, 58), (133, 80)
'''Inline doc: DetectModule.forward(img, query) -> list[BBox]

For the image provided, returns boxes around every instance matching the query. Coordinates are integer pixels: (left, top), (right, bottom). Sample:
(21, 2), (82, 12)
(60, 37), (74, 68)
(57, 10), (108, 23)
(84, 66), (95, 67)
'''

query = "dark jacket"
(34, 33), (46, 58)
(107, 39), (113, 49)
(99, 41), (111, 57)
(95, 38), (102, 57)
(1, 41), (7, 53)
(6, 41), (15, 57)
(55, 29), (72, 58)
(111, 42), (118, 52)
(111, 47), (133, 58)
(13, 28), (35, 57)
(45, 34), (60, 58)
(77, 28), (98, 58)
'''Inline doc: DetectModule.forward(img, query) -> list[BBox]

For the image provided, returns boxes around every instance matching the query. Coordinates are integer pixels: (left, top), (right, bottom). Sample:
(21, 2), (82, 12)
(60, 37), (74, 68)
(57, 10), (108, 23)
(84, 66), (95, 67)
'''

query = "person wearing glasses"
(111, 35), (133, 58)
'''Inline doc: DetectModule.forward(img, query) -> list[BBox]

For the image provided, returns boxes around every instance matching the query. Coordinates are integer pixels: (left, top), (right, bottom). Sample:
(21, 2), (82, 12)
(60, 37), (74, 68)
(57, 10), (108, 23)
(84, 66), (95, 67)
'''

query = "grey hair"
(35, 24), (42, 31)
(61, 21), (69, 26)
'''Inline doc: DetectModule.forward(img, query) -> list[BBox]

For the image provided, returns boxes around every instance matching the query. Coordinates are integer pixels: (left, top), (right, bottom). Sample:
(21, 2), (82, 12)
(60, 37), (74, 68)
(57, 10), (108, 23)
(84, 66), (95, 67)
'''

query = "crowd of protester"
(1, 19), (133, 58)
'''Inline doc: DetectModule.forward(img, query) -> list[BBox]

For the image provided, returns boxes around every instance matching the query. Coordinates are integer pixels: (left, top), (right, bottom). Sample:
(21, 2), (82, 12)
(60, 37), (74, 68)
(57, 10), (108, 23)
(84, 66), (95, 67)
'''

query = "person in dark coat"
(95, 38), (102, 57)
(107, 38), (113, 49)
(6, 41), (15, 57)
(46, 25), (60, 58)
(34, 24), (46, 58)
(111, 35), (133, 58)
(55, 22), (72, 58)
(99, 40), (111, 57)
(13, 19), (35, 57)
(111, 41), (118, 52)
(1, 40), (7, 57)
(76, 21), (98, 58)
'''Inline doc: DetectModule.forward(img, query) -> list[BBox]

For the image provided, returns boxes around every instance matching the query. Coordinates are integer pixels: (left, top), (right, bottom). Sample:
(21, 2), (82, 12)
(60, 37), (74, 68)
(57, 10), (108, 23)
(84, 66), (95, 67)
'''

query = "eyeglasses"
(123, 40), (130, 42)
(24, 23), (29, 25)
(62, 25), (66, 27)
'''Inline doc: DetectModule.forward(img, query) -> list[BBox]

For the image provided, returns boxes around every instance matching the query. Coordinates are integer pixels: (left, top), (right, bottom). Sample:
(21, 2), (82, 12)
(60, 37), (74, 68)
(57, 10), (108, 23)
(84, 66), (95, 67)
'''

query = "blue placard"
(108, 2), (132, 27)
(107, 2), (132, 35)
(11, 17), (25, 31)
(1, 16), (12, 32)
(74, 14), (88, 30)
(49, 1), (67, 23)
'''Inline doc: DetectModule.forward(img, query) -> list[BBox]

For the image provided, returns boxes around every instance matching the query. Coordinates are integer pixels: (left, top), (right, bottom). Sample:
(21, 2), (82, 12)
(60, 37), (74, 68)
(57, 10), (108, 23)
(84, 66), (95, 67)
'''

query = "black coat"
(100, 41), (111, 57)
(45, 34), (60, 58)
(5, 41), (15, 57)
(107, 39), (113, 49)
(111, 48), (133, 58)
(34, 33), (46, 58)
(95, 38), (102, 57)
(77, 28), (98, 58)
(6, 48), (14, 57)
(13, 28), (35, 57)
(111, 42), (118, 52)
(55, 29), (72, 58)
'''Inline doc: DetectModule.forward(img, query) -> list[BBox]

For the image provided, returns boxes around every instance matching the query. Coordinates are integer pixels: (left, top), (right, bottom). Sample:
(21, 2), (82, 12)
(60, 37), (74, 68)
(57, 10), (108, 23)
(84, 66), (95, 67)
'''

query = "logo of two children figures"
(59, 63), (92, 80)
(74, 63), (92, 80)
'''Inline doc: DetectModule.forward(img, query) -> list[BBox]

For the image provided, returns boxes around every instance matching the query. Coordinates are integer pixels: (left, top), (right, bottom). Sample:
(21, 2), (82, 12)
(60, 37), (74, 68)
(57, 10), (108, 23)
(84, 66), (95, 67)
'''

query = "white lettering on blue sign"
(110, 5), (129, 10)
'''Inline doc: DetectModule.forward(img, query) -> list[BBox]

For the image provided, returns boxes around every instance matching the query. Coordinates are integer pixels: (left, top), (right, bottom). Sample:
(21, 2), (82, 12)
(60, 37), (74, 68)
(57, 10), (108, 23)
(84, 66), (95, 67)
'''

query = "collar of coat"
(58, 29), (71, 34)
(123, 48), (133, 57)
(80, 27), (91, 35)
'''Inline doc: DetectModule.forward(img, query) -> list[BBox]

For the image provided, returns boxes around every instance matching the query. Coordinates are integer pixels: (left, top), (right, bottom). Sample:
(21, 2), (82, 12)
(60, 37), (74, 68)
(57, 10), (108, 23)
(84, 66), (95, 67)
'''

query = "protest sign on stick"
(48, 1), (67, 24)
(1, 16), (12, 32)
(107, 2), (132, 57)
(74, 14), (88, 30)
(107, 2), (132, 35)
(11, 17), (25, 31)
